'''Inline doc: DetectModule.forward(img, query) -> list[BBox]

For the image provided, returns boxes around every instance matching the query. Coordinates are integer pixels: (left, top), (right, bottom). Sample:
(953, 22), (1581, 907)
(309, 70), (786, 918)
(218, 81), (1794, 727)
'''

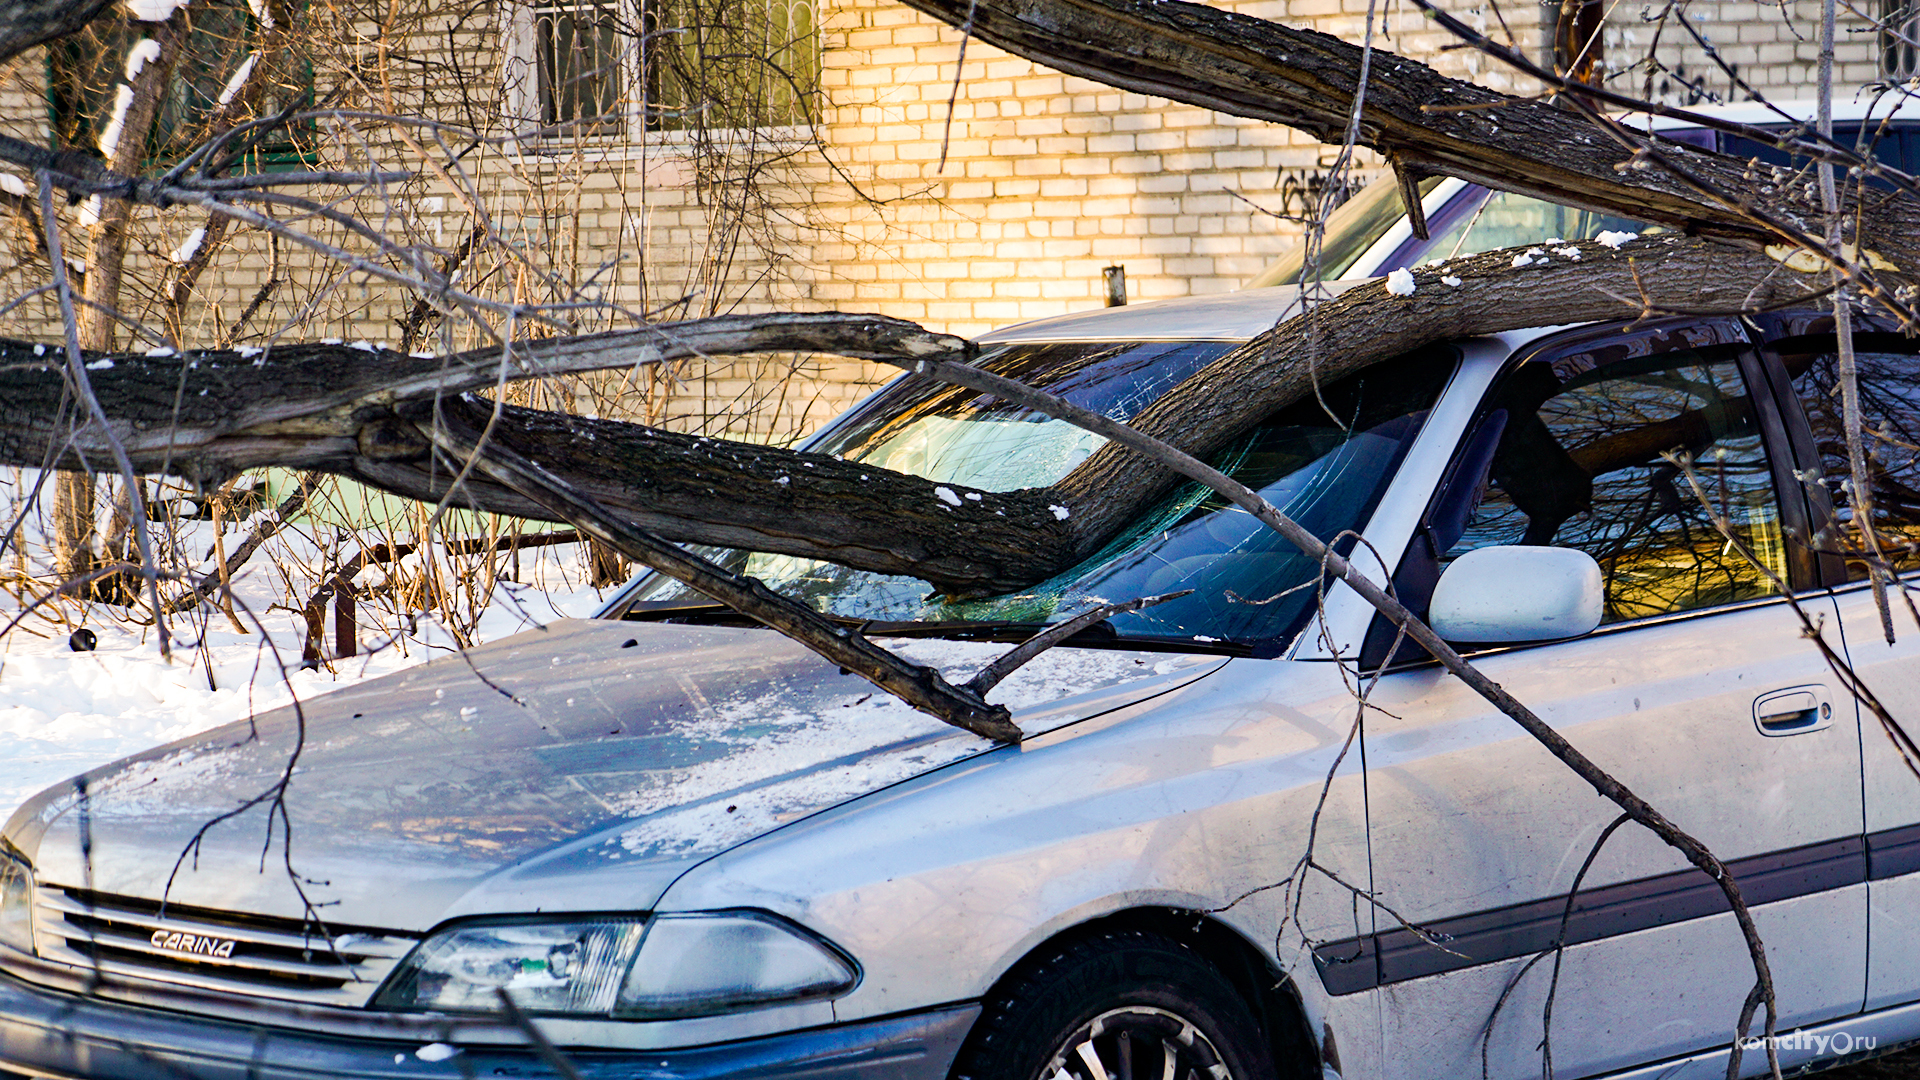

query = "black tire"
(952, 930), (1279, 1080)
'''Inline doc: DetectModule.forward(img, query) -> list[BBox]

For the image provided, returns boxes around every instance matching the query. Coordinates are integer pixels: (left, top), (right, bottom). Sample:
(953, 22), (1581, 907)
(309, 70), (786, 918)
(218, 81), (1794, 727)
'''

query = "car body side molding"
(1313, 833), (1876, 995)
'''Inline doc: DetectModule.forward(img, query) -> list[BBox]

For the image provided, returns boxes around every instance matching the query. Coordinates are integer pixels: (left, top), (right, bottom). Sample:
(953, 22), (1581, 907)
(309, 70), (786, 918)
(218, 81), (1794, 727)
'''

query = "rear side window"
(1447, 336), (1788, 623)
(1775, 333), (1920, 580)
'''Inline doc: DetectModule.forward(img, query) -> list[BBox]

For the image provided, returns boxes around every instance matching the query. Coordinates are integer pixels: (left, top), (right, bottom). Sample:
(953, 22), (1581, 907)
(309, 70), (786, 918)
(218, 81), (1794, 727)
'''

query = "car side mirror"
(1427, 546), (1603, 644)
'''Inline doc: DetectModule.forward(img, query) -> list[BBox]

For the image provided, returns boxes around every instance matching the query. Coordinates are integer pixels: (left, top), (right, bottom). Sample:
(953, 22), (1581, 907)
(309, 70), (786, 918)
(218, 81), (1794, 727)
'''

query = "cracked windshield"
(630, 341), (1455, 651)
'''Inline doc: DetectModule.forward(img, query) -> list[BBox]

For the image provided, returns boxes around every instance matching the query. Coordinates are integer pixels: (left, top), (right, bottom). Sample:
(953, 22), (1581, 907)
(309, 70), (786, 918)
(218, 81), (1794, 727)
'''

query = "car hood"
(4, 619), (1224, 930)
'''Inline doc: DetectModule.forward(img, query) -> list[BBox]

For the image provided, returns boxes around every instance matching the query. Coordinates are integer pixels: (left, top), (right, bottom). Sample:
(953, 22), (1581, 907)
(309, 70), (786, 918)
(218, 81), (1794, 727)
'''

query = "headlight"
(615, 912), (858, 1019)
(377, 919), (645, 1015)
(0, 849), (33, 956)
(374, 912), (857, 1020)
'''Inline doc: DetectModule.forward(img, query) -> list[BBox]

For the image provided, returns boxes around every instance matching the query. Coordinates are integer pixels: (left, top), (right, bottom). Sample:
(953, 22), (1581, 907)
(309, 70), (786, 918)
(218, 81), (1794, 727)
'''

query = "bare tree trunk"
(587, 538), (627, 588)
(49, 472), (93, 583)
(53, 16), (182, 597)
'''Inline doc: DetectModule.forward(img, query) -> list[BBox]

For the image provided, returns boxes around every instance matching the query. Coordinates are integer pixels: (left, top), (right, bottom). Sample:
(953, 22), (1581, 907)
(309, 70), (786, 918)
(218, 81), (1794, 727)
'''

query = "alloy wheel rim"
(1041, 1005), (1232, 1080)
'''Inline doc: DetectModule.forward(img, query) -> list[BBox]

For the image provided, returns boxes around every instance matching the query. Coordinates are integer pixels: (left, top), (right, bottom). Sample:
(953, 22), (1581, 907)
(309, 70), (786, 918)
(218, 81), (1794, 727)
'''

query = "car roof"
(975, 281), (1371, 344)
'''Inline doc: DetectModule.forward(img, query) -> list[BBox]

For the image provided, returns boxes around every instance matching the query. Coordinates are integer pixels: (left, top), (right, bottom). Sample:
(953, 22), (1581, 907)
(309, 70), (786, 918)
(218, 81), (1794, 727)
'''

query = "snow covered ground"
(0, 518), (613, 816)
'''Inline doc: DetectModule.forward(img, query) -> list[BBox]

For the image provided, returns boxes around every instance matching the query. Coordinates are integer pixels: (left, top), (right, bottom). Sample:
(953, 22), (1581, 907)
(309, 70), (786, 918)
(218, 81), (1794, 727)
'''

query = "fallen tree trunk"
(0, 236), (1827, 595)
(0, 314), (1072, 596)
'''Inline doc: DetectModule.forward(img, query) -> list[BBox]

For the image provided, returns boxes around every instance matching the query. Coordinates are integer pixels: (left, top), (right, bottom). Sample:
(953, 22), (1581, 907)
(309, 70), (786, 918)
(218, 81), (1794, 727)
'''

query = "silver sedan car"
(4, 285), (1919, 1080)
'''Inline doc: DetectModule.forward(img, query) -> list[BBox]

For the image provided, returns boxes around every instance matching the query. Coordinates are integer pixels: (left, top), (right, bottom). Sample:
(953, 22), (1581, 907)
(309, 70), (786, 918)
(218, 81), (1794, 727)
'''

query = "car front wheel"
(951, 929), (1278, 1080)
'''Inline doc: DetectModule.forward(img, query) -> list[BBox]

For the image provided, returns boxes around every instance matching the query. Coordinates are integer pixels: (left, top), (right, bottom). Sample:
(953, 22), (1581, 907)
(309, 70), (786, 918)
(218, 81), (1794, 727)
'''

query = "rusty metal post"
(334, 581), (357, 658)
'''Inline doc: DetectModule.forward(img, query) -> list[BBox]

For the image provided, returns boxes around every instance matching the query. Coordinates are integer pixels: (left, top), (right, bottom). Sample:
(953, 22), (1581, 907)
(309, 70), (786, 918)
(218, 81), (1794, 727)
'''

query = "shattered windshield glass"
(619, 340), (1455, 653)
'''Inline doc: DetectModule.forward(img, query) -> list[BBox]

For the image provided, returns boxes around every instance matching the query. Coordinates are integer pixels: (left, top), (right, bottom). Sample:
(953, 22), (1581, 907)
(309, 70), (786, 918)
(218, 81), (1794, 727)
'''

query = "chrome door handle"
(1752, 685), (1834, 736)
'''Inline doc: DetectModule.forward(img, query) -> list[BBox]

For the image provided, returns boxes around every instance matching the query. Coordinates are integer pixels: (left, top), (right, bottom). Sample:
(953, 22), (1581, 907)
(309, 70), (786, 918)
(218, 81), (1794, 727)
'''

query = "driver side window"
(1447, 339), (1788, 623)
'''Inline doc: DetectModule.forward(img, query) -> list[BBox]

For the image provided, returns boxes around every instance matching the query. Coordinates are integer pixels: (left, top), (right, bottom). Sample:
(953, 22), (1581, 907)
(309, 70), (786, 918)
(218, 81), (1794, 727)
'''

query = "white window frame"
(501, 0), (820, 155)
(502, 0), (645, 145)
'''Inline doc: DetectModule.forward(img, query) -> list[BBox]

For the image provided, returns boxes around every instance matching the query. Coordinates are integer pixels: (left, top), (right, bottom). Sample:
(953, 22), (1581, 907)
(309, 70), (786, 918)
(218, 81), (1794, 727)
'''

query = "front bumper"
(0, 971), (979, 1080)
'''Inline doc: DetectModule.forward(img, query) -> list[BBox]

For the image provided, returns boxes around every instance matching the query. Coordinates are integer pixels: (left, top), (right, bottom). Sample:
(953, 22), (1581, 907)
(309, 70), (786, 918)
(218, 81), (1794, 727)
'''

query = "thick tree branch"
(418, 406), (1021, 742)
(0, 240), (1829, 596)
(1048, 235), (1829, 548)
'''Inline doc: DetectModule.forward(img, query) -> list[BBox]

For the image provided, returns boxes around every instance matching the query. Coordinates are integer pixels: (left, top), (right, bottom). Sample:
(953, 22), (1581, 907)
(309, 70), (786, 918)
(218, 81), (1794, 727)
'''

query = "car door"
(1333, 320), (1866, 1080)
(1757, 317), (1920, 1013)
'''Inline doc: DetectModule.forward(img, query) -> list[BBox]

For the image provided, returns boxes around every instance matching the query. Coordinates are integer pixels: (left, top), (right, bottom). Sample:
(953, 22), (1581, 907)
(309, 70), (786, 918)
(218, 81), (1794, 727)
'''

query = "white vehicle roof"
(1623, 97), (1920, 130)
(975, 281), (1369, 344)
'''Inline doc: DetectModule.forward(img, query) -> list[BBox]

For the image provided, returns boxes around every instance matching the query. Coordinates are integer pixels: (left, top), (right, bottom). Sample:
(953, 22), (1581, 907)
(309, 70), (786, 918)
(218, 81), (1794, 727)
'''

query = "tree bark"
(0, 0), (113, 68)
(49, 472), (93, 583)
(1050, 236), (1829, 548)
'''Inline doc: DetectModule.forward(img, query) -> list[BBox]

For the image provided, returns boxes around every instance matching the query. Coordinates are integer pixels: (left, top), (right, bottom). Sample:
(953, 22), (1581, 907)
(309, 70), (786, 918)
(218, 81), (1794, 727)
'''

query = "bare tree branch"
(963, 589), (1191, 695)
(417, 405), (1022, 741)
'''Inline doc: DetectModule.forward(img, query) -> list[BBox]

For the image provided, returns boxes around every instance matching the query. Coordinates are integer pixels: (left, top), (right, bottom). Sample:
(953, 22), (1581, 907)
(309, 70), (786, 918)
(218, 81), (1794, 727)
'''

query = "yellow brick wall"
(1602, 1), (1879, 103)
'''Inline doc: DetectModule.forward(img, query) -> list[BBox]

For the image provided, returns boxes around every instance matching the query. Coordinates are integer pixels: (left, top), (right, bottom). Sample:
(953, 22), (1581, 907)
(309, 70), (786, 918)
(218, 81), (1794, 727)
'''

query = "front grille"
(30, 888), (417, 1007)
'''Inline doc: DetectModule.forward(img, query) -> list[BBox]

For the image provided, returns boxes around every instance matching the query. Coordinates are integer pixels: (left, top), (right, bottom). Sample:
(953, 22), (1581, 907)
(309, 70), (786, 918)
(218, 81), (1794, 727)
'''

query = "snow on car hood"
(4, 619), (1224, 930)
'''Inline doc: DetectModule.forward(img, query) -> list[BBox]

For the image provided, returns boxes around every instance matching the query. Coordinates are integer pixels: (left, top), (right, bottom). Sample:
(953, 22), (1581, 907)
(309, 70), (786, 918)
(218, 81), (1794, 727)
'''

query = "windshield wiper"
(619, 601), (1241, 653)
(619, 600), (857, 628)
(623, 603), (1118, 643)
(857, 619), (1050, 641)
